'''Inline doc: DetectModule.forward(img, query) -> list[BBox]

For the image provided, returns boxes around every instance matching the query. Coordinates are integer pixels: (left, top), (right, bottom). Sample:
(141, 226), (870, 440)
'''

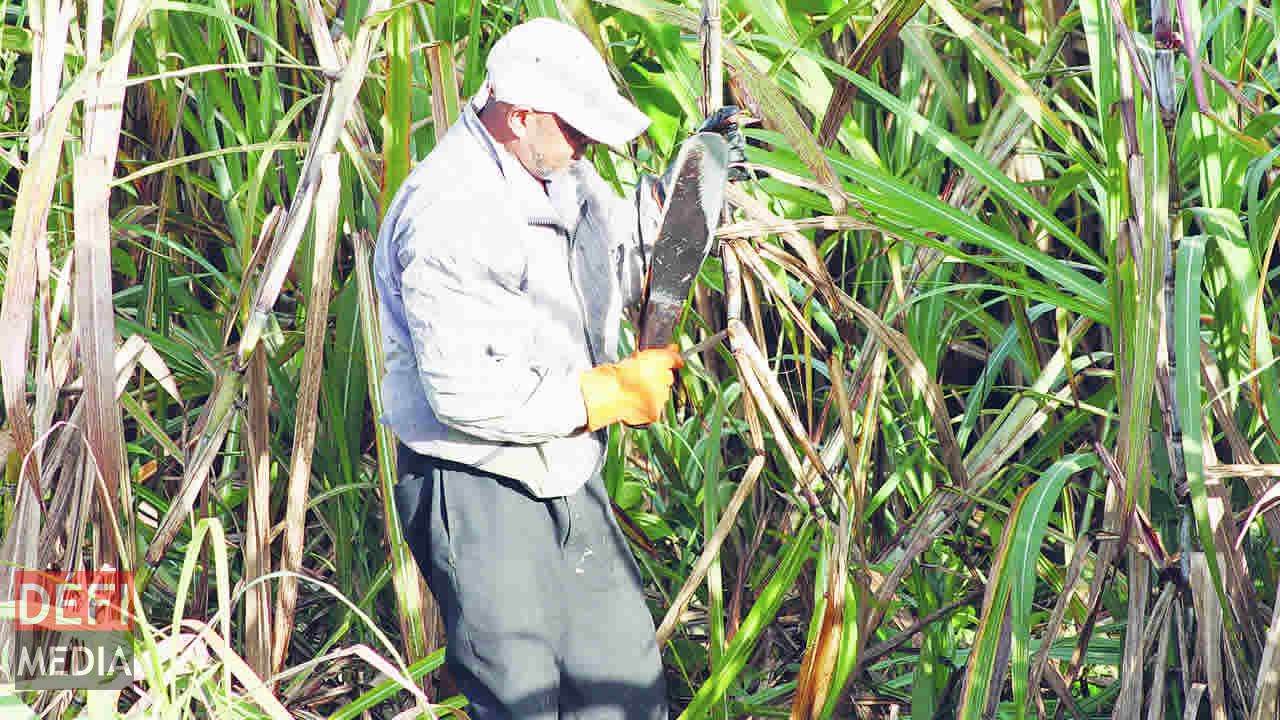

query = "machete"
(636, 132), (731, 351)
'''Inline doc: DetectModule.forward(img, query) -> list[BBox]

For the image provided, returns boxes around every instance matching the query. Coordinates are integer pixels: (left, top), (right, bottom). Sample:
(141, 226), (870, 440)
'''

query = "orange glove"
(579, 345), (685, 431)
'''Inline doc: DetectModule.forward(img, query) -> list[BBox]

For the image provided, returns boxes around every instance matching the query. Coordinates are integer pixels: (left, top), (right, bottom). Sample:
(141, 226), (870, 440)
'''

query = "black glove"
(696, 105), (751, 182)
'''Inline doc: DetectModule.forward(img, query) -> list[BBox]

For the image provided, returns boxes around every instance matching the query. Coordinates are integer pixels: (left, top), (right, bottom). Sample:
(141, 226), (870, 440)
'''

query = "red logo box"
(13, 570), (133, 632)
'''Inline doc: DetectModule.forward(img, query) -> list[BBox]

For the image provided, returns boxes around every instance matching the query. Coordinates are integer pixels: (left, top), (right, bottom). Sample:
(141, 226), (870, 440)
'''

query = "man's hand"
(696, 105), (751, 181)
(579, 346), (685, 431)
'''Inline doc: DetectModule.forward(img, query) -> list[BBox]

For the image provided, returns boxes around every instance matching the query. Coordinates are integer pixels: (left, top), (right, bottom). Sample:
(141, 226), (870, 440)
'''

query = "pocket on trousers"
(393, 454), (457, 588)
(425, 461), (458, 574)
(401, 459), (480, 663)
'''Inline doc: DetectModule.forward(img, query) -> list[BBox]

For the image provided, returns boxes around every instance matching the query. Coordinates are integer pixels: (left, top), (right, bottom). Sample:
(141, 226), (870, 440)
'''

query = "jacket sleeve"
(396, 207), (589, 444)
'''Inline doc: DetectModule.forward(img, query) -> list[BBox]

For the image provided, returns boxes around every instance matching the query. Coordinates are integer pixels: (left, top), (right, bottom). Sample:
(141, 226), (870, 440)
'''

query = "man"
(373, 18), (740, 719)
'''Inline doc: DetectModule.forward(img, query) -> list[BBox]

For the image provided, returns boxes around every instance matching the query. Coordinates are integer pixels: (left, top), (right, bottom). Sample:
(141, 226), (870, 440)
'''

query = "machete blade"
(637, 132), (730, 350)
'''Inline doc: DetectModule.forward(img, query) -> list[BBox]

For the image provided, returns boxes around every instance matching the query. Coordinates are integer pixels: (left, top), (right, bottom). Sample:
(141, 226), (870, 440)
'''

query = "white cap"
(483, 18), (650, 146)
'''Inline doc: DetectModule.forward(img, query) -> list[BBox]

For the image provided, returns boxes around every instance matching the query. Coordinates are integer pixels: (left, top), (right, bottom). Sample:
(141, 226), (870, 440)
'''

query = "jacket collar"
(460, 100), (586, 233)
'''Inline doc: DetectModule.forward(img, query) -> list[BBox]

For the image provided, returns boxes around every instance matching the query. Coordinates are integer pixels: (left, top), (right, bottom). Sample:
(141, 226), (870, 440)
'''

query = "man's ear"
(506, 107), (532, 139)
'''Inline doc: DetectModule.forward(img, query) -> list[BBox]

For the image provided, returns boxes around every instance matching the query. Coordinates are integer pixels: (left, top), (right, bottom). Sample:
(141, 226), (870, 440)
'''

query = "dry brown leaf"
(655, 454), (767, 645)
(245, 349), (274, 678)
(273, 152), (343, 672)
(239, 0), (392, 362)
(717, 214), (874, 239)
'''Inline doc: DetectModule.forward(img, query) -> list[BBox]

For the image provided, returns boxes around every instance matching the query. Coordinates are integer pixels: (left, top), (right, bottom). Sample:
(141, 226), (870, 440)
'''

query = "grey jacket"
(373, 100), (662, 498)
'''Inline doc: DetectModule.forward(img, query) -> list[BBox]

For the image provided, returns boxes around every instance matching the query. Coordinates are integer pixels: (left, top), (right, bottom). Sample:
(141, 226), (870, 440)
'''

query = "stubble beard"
(528, 147), (562, 180)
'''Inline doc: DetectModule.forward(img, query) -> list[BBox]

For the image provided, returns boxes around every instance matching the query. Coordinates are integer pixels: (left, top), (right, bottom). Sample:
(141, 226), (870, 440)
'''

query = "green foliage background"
(1, 0), (1280, 716)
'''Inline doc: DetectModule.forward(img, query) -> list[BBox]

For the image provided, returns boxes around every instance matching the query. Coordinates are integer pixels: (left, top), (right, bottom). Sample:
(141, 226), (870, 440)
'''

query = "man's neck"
(478, 102), (551, 192)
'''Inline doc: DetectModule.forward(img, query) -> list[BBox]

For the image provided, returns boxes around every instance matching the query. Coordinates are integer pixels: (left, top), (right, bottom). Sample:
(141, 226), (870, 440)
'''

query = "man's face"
(511, 108), (593, 180)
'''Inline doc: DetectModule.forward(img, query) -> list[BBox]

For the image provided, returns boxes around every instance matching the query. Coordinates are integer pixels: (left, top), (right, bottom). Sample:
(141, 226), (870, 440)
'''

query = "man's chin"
(535, 166), (572, 181)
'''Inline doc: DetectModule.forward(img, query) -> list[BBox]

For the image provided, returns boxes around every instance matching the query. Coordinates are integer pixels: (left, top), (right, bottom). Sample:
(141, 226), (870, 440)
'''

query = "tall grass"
(1, 0), (1279, 715)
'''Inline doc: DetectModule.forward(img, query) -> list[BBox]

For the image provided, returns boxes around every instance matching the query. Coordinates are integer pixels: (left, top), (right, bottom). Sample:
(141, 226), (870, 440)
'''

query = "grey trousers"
(394, 445), (668, 720)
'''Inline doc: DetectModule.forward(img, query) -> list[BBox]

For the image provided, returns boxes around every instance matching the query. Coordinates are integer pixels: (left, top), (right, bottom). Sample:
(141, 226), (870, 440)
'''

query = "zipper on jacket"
(567, 219), (609, 482)
(566, 217), (598, 365)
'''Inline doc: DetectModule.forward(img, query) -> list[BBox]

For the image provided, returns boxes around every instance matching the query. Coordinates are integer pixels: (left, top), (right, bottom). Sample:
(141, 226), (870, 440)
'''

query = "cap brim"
(557, 92), (650, 147)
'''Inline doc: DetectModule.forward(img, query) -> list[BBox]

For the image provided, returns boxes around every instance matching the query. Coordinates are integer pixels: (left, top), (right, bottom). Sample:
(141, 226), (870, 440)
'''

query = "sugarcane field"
(2, 0), (1280, 716)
